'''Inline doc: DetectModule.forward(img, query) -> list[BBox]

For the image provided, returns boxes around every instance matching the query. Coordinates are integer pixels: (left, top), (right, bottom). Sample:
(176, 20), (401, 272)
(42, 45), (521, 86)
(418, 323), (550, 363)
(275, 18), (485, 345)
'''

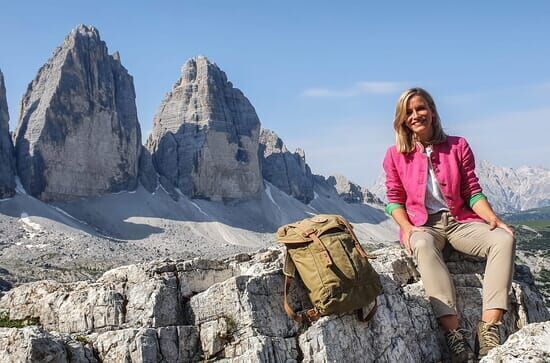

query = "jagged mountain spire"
(259, 128), (314, 203)
(14, 25), (141, 201)
(147, 56), (263, 201)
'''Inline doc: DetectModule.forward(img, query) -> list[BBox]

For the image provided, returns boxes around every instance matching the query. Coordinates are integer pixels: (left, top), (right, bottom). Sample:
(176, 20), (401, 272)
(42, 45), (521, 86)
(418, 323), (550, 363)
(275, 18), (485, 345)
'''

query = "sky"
(1, 1), (549, 186)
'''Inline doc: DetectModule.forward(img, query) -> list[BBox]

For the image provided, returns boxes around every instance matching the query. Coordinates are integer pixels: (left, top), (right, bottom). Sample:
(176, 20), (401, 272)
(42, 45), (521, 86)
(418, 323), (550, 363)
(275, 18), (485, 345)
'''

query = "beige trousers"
(410, 211), (515, 318)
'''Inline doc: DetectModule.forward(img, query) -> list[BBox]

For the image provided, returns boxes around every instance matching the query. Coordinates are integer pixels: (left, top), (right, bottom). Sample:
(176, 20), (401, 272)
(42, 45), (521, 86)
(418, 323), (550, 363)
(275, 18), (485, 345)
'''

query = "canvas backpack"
(276, 214), (382, 323)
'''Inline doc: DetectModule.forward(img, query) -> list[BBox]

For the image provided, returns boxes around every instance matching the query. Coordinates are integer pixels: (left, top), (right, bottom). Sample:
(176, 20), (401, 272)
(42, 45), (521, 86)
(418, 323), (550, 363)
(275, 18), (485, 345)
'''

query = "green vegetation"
(75, 335), (90, 344)
(224, 315), (237, 340)
(510, 216), (550, 307)
(513, 220), (550, 254)
(0, 311), (40, 328)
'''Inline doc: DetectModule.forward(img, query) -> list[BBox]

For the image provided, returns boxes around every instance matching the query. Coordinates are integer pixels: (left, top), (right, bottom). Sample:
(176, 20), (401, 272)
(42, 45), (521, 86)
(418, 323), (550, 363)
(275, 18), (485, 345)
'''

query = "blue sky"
(1, 1), (549, 186)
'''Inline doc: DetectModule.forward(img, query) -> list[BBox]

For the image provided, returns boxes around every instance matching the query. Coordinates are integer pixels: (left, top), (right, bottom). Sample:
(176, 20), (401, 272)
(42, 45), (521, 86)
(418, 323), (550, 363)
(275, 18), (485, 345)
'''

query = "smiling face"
(405, 95), (434, 143)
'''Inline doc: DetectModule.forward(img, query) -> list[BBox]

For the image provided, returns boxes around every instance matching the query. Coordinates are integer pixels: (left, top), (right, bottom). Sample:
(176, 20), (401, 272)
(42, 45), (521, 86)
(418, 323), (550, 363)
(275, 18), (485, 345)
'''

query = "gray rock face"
(14, 25), (141, 202)
(480, 321), (550, 362)
(0, 326), (97, 363)
(90, 326), (200, 362)
(0, 69), (16, 199)
(259, 129), (314, 204)
(327, 173), (382, 204)
(147, 56), (263, 201)
(137, 146), (158, 193)
(0, 246), (548, 362)
(315, 173), (383, 205)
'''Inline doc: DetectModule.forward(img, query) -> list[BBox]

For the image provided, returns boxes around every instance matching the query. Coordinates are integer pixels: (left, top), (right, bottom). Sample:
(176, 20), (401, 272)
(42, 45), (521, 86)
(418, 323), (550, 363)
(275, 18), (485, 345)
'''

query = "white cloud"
(301, 81), (407, 98)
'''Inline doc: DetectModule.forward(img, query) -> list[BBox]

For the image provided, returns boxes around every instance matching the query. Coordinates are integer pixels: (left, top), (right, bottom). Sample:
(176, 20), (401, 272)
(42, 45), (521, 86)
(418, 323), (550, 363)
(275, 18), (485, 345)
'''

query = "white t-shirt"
(424, 146), (449, 214)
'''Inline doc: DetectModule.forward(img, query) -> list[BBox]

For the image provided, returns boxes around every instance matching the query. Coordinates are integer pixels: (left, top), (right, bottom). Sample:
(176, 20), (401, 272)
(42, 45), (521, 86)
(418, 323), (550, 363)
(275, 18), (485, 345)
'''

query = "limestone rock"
(298, 248), (550, 362)
(0, 69), (15, 199)
(14, 25), (141, 201)
(0, 245), (548, 362)
(90, 326), (199, 362)
(0, 263), (184, 333)
(186, 272), (304, 361)
(0, 258), (243, 335)
(259, 128), (314, 204)
(176, 257), (239, 299)
(147, 56), (263, 201)
(0, 326), (97, 363)
(480, 321), (550, 362)
(187, 246), (549, 362)
(327, 173), (383, 205)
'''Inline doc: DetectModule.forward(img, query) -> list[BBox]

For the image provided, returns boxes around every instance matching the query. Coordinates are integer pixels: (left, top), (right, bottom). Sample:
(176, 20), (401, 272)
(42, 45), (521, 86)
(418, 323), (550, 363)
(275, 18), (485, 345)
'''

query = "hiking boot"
(476, 320), (502, 358)
(444, 329), (476, 363)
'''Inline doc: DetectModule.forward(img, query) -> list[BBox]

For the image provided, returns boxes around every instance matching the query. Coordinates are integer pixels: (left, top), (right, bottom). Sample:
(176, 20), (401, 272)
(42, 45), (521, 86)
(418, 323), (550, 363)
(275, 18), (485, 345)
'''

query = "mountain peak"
(13, 26), (141, 201)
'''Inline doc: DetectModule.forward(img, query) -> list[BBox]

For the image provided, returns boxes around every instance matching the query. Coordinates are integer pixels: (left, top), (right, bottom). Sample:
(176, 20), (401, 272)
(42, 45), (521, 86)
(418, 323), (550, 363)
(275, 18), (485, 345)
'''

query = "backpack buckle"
(301, 228), (317, 237)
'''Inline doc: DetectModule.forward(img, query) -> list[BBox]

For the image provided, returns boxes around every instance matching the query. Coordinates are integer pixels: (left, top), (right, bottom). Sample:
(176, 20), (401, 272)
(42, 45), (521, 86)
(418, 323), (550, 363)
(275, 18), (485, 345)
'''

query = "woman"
(383, 88), (515, 362)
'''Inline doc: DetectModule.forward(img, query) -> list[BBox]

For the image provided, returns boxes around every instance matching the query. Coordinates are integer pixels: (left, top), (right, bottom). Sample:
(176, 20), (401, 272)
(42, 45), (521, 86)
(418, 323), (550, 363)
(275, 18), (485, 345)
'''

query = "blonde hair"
(393, 87), (447, 153)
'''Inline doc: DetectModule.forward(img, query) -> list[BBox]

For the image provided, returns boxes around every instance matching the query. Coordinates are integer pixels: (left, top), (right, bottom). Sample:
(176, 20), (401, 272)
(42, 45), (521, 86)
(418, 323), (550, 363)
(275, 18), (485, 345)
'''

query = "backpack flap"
(276, 214), (347, 244)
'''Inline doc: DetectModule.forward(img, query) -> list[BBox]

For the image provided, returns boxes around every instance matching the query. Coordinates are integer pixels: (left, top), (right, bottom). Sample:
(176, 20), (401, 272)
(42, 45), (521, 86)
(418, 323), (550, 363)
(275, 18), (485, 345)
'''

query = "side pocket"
(323, 234), (357, 281)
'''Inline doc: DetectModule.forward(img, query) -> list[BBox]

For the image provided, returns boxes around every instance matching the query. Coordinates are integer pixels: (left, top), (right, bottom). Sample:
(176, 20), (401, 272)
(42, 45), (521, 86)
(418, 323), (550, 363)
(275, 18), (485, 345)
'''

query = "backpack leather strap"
(338, 217), (374, 259)
(356, 299), (378, 322)
(284, 275), (320, 323)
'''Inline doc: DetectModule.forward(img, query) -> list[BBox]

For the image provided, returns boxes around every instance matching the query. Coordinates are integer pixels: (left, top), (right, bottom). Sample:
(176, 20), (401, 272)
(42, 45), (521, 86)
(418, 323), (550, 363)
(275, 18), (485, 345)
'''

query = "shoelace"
(480, 322), (501, 348)
(446, 329), (470, 355)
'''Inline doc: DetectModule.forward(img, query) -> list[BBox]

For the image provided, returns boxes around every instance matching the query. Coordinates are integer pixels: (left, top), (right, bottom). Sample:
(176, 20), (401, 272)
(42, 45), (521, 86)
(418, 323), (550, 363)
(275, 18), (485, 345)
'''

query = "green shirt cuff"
(385, 203), (404, 216)
(469, 192), (487, 208)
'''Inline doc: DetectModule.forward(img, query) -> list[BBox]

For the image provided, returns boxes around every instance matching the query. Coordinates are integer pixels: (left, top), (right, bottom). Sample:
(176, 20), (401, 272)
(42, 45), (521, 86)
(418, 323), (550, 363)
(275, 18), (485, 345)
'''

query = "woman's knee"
(491, 230), (516, 254)
(412, 234), (437, 254)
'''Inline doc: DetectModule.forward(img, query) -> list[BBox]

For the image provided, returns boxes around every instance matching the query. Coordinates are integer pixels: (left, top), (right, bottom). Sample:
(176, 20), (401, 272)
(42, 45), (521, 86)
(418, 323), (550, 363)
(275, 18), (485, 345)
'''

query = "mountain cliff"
(146, 56), (263, 201)
(0, 69), (15, 199)
(14, 25), (141, 202)
(259, 129), (314, 204)
(476, 161), (550, 213)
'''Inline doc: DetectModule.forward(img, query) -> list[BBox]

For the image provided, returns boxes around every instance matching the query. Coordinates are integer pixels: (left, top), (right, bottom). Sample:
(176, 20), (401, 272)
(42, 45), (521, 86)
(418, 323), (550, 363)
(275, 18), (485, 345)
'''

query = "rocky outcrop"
(146, 56), (263, 201)
(480, 321), (550, 362)
(327, 173), (383, 205)
(0, 245), (548, 362)
(0, 69), (15, 199)
(14, 25), (141, 202)
(259, 129), (314, 204)
(0, 326), (97, 362)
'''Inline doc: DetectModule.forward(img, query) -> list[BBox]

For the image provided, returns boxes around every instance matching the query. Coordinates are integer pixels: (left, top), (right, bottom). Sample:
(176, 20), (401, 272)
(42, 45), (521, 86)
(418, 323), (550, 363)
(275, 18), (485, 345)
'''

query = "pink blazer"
(383, 136), (484, 227)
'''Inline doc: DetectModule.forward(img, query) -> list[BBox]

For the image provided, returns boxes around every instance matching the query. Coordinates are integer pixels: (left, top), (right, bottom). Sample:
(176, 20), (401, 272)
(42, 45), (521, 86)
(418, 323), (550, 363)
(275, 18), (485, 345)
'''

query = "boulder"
(0, 326), (97, 363)
(480, 321), (550, 362)
(14, 25), (141, 201)
(146, 56), (263, 201)
(259, 128), (314, 204)
(90, 326), (199, 362)
(0, 69), (15, 199)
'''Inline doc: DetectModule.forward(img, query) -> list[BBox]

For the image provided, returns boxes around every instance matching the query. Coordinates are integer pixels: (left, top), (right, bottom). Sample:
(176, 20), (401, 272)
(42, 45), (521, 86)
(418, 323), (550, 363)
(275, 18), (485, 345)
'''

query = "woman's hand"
(488, 217), (514, 236)
(472, 199), (514, 236)
(402, 225), (425, 254)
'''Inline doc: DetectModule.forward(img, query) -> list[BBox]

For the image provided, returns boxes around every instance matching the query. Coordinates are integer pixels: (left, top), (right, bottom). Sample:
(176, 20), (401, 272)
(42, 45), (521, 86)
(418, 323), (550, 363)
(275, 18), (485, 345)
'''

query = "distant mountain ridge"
(371, 160), (550, 213)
